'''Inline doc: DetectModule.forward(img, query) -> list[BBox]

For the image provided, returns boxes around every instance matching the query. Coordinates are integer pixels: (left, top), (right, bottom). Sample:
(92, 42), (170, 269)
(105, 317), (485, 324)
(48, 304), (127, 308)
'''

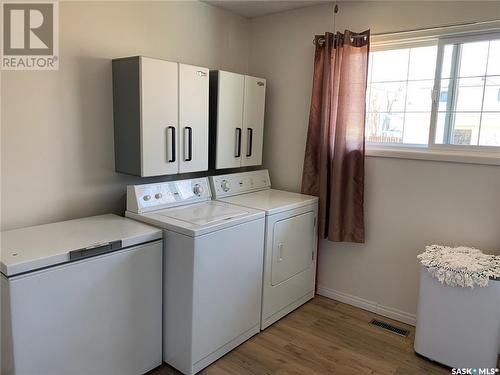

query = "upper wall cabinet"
(112, 56), (209, 177)
(210, 71), (266, 170)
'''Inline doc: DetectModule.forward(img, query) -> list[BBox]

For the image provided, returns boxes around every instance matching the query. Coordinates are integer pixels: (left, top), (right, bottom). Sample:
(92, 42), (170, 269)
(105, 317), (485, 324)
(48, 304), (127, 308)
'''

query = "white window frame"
(366, 22), (500, 165)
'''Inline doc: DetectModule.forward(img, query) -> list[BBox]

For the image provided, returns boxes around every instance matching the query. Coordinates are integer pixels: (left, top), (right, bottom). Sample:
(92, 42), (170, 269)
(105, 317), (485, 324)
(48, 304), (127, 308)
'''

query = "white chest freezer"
(1, 214), (163, 375)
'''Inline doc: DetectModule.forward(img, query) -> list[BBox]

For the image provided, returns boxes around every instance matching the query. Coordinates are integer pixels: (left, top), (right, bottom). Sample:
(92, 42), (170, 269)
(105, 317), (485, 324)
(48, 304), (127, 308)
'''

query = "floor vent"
(370, 319), (409, 337)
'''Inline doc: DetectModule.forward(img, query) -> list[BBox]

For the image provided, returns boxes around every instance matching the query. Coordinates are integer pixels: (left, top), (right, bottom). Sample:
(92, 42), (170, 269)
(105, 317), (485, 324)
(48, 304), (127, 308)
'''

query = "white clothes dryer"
(210, 170), (318, 329)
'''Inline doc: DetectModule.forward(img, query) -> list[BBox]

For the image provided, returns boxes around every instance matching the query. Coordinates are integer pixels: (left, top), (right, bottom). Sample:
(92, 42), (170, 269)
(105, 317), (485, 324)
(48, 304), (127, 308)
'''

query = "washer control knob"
(143, 195), (151, 201)
(155, 193), (162, 199)
(193, 184), (203, 196)
(221, 179), (230, 192)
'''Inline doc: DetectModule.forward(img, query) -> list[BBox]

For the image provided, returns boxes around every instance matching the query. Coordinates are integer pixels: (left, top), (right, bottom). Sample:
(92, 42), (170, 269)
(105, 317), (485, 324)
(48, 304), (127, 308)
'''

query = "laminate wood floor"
(148, 295), (481, 375)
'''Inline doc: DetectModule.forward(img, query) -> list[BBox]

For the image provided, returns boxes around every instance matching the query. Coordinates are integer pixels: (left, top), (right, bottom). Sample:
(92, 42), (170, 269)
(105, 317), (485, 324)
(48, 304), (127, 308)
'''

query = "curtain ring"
(313, 37), (325, 46)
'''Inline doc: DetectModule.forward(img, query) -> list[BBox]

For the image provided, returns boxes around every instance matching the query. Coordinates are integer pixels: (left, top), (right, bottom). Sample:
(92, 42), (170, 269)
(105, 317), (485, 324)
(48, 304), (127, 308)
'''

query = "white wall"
(2, 0), (499, 321)
(1, 1), (249, 231)
(249, 1), (500, 322)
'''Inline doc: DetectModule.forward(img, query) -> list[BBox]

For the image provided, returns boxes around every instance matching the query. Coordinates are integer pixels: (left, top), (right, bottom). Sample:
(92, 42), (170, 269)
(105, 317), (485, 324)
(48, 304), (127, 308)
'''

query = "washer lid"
(218, 189), (318, 215)
(1, 214), (162, 277)
(126, 201), (264, 237)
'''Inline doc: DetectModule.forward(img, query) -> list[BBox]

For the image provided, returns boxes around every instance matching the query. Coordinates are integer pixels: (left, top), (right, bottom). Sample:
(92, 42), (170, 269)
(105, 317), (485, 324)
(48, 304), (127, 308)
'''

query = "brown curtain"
(301, 30), (370, 243)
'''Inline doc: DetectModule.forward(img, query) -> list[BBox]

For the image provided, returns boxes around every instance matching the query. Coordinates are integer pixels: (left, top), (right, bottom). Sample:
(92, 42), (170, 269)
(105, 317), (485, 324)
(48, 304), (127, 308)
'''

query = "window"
(366, 31), (500, 155)
(433, 37), (500, 146)
(366, 46), (437, 145)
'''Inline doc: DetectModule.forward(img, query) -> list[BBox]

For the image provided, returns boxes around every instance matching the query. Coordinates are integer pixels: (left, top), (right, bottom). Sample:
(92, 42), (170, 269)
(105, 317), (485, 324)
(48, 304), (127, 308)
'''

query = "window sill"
(366, 146), (500, 166)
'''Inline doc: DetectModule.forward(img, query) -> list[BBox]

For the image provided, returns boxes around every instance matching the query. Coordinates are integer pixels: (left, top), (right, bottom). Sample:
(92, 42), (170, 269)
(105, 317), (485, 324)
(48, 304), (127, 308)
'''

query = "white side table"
(414, 265), (500, 369)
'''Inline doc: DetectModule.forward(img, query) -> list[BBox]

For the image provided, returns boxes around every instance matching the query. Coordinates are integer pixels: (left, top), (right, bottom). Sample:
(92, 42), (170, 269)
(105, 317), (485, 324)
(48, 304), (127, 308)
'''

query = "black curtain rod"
(314, 18), (500, 45)
(372, 18), (500, 37)
(313, 34), (368, 46)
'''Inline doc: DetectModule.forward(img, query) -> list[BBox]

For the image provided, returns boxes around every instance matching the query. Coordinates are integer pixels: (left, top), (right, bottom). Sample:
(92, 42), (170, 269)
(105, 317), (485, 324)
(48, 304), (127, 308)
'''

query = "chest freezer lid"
(0, 214), (162, 277)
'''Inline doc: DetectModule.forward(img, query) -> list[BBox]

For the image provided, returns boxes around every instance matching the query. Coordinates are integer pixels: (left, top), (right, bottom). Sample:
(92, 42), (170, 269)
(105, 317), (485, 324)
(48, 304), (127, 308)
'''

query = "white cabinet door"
(241, 75), (266, 167)
(179, 64), (209, 173)
(140, 57), (178, 176)
(215, 71), (245, 169)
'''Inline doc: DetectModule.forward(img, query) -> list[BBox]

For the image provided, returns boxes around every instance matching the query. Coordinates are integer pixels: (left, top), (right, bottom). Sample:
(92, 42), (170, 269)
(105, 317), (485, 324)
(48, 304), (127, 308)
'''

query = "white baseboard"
(317, 285), (417, 326)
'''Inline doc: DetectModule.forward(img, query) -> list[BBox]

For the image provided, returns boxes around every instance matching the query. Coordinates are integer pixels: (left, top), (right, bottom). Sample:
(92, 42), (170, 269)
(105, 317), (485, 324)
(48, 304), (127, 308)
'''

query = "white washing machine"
(210, 170), (318, 329)
(126, 177), (265, 375)
(1, 214), (163, 375)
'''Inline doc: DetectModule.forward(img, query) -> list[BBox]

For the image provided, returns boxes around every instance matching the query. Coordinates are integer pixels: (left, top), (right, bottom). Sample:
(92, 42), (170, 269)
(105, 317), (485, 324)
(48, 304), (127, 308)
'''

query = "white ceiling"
(203, 0), (333, 19)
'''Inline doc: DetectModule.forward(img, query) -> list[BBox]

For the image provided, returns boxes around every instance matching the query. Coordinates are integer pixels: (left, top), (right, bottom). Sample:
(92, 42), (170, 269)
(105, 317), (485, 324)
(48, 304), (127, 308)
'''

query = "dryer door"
(271, 211), (315, 286)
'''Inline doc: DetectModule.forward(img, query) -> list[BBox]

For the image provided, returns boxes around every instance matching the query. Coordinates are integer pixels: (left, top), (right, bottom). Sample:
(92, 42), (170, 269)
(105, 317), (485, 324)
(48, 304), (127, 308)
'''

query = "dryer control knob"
(193, 184), (204, 196)
(155, 193), (162, 199)
(143, 195), (151, 201)
(221, 180), (230, 192)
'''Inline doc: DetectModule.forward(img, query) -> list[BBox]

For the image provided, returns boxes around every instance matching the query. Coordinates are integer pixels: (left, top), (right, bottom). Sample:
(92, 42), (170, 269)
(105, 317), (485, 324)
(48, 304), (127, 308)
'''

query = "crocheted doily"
(417, 244), (500, 288)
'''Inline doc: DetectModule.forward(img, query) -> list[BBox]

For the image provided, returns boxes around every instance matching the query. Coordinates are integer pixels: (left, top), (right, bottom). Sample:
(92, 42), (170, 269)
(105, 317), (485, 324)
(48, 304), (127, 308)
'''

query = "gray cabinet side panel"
(112, 57), (142, 176)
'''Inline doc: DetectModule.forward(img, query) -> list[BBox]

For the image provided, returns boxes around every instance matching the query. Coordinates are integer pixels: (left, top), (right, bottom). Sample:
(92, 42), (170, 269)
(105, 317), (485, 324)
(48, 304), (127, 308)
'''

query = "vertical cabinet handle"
(246, 128), (253, 157)
(184, 126), (192, 162)
(235, 127), (242, 158)
(167, 126), (176, 162)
